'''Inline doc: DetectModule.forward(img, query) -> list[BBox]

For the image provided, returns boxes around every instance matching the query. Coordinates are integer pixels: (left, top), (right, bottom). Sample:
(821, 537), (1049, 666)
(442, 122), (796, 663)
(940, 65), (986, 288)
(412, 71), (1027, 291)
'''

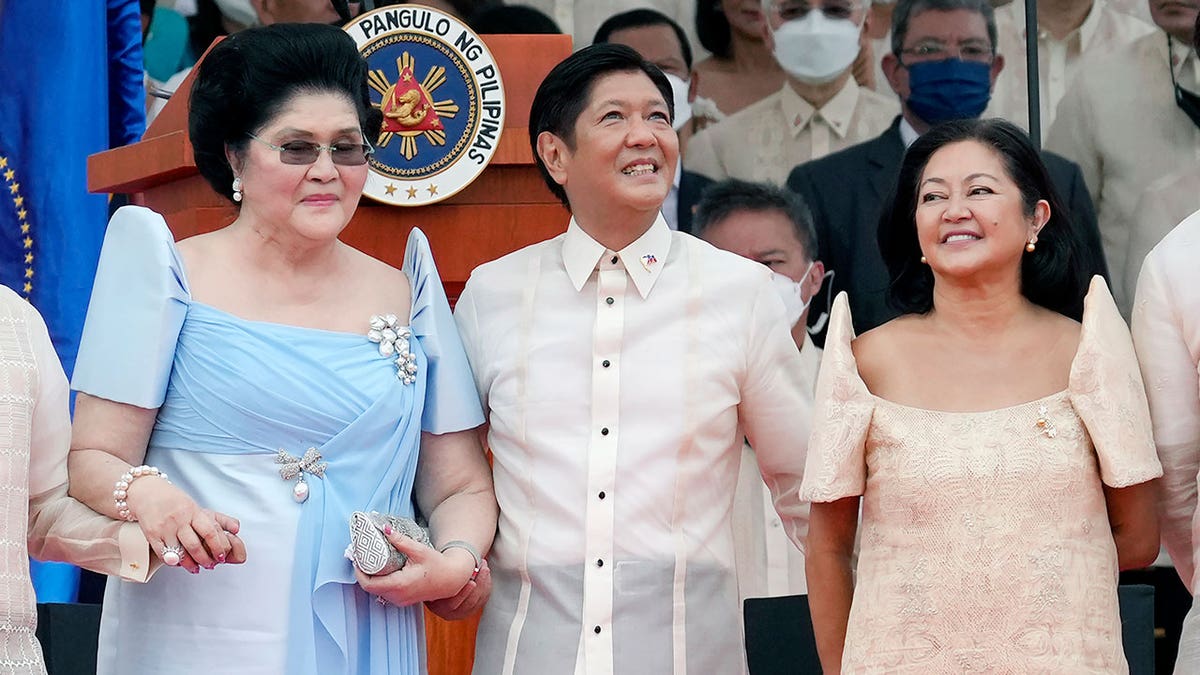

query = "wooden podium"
(87, 33), (572, 675)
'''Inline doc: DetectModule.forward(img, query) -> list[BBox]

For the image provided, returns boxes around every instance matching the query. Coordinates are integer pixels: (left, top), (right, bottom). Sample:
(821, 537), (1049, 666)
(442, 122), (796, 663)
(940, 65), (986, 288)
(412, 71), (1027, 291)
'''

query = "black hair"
(528, 43), (674, 209)
(188, 23), (382, 204)
(693, 179), (818, 258)
(879, 118), (1089, 319)
(695, 0), (731, 59)
(891, 0), (997, 56)
(469, 4), (561, 34)
(593, 9), (694, 71)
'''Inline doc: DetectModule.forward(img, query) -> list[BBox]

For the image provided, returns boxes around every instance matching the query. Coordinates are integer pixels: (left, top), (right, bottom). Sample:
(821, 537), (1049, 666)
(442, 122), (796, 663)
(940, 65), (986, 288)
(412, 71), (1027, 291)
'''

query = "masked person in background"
(594, 9), (714, 233)
(788, 0), (1107, 342)
(686, 0), (897, 184)
(695, 179), (826, 615)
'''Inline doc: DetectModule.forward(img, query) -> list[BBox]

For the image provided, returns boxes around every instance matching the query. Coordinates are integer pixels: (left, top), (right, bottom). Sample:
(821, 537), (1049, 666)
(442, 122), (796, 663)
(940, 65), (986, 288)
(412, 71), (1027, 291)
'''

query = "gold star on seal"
(426, 184), (438, 196)
(385, 184), (397, 196)
(406, 187), (418, 199)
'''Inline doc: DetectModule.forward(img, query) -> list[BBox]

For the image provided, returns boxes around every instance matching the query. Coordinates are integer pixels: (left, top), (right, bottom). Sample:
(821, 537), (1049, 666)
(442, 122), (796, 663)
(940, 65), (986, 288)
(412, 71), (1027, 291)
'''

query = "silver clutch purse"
(348, 510), (432, 575)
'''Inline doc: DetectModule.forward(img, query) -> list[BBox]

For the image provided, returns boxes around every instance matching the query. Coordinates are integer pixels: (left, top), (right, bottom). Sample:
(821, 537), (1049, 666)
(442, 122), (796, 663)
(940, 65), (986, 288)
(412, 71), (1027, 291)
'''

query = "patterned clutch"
(348, 511), (432, 575)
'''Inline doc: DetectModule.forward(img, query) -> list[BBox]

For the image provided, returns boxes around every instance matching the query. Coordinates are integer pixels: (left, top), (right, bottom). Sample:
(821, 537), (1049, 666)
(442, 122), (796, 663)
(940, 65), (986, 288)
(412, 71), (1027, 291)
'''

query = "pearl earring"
(1025, 234), (1038, 253)
(920, 255), (928, 264)
(232, 177), (243, 203)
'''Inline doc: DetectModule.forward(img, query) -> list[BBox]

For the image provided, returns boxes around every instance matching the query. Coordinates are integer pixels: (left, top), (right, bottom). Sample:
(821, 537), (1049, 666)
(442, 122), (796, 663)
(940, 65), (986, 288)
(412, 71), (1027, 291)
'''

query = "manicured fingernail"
(190, 568), (200, 575)
(384, 525), (393, 535)
(217, 553), (226, 563)
(205, 563), (215, 570)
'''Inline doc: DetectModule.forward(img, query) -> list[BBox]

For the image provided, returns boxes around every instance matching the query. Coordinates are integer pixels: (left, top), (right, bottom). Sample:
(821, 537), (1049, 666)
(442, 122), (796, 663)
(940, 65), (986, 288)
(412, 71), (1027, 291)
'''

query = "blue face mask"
(904, 58), (992, 125)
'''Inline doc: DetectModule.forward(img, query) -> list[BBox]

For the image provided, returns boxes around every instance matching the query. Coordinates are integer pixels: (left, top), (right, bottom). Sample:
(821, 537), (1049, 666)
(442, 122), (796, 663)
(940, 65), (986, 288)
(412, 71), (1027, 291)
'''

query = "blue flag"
(0, 0), (146, 602)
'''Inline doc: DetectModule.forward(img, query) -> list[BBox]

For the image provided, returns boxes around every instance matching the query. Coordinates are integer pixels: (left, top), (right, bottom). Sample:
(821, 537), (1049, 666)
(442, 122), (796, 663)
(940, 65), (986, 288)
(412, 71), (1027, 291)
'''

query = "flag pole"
(1025, 0), (1042, 149)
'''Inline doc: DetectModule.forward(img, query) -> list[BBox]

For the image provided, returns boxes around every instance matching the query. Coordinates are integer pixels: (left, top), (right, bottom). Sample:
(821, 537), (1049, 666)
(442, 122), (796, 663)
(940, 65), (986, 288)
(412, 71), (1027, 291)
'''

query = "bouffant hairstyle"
(879, 118), (1090, 319)
(188, 23), (382, 204)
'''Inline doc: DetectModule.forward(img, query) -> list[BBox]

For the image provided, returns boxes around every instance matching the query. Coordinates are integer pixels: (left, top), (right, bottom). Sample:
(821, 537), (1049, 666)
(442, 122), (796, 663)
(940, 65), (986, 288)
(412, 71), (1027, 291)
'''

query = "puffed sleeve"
(1069, 276), (1163, 488)
(71, 206), (190, 408)
(14, 289), (158, 582)
(800, 293), (875, 502)
(404, 228), (485, 434)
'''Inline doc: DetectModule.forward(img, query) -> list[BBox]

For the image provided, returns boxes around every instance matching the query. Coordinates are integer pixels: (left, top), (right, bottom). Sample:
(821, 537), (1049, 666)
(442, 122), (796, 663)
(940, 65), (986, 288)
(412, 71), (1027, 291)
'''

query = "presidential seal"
(345, 6), (505, 206)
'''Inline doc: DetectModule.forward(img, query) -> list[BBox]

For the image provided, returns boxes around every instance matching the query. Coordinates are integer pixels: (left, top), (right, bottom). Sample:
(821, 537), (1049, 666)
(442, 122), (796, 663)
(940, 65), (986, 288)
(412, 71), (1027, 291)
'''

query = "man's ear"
(536, 131), (570, 187)
(989, 53), (1005, 90)
(881, 52), (904, 97)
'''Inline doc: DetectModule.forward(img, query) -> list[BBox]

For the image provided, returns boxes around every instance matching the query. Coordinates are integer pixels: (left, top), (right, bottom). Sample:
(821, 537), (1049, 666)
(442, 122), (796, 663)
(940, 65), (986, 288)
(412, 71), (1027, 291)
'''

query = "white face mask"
(770, 12), (862, 85)
(770, 261), (816, 327)
(663, 73), (693, 131)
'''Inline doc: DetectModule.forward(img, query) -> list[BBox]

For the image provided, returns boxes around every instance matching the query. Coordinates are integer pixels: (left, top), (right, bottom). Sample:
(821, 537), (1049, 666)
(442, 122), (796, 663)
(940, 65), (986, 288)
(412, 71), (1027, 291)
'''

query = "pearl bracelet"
(439, 540), (482, 583)
(114, 465), (170, 522)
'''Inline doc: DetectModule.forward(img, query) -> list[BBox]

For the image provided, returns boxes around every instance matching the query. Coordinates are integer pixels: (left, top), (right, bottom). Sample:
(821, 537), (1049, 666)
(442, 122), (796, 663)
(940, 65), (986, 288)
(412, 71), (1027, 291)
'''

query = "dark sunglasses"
(247, 133), (375, 166)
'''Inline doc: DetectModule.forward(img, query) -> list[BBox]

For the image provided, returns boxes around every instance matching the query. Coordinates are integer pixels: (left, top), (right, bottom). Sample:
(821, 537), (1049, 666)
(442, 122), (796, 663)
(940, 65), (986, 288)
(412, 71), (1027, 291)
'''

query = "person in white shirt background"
(686, 0), (898, 184)
(1045, 0), (1200, 318)
(455, 43), (812, 675)
(693, 179), (825, 606)
(592, 8), (716, 233)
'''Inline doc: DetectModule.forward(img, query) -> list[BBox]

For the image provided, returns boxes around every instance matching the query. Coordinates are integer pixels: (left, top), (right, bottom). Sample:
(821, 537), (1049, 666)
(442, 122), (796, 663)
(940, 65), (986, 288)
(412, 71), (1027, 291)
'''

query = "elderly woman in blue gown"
(64, 23), (497, 674)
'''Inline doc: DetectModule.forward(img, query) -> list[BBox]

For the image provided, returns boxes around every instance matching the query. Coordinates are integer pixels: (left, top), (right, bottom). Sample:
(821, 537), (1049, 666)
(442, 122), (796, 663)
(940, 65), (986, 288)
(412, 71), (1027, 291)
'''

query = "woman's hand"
(354, 527), (480, 609)
(128, 477), (246, 574)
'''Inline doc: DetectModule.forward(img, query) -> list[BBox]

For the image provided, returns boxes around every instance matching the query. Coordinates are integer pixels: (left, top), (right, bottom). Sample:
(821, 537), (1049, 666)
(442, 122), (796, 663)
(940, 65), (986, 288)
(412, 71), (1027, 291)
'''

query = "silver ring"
(375, 595), (388, 606)
(161, 545), (184, 567)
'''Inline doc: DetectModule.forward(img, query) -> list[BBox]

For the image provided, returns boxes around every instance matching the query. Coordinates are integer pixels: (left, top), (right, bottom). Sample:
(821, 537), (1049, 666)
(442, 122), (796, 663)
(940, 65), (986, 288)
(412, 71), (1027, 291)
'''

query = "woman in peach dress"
(803, 118), (1161, 673)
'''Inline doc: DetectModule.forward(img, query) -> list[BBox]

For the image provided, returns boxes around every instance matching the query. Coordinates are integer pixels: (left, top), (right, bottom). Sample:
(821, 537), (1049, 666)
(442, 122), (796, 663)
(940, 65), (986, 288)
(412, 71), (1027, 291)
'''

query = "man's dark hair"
(189, 23), (382, 204)
(695, 0), (732, 59)
(694, 179), (819, 259)
(470, 5), (561, 34)
(528, 43), (674, 209)
(593, 9), (693, 70)
(891, 0), (997, 56)
(879, 118), (1089, 319)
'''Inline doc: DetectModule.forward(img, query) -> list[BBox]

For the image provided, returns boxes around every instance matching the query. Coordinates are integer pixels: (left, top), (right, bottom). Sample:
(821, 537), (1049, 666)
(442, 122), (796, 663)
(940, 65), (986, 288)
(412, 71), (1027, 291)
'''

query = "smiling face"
(539, 70), (679, 224)
(915, 140), (1047, 280)
(231, 90), (368, 243)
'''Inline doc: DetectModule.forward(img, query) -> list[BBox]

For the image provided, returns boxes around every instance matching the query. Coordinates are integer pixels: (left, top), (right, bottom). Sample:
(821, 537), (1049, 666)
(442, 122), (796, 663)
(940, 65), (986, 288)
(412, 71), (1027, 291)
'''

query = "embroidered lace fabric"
(801, 278), (1162, 672)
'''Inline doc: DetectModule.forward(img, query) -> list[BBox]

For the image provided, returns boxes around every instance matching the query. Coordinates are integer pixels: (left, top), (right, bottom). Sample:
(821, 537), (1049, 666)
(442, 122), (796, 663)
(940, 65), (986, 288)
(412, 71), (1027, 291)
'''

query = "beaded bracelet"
(439, 540), (482, 583)
(114, 465), (170, 522)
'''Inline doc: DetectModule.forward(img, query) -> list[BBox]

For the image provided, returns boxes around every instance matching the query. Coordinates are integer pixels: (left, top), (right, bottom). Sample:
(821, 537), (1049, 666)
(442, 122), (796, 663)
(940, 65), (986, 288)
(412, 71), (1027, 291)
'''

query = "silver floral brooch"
(368, 314), (418, 385)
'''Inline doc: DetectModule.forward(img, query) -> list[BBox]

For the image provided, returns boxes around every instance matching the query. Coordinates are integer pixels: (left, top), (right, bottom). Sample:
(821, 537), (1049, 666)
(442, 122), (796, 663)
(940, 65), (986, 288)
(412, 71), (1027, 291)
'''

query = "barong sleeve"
(72, 205), (190, 408)
(404, 228), (485, 434)
(18, 287), (159, 582)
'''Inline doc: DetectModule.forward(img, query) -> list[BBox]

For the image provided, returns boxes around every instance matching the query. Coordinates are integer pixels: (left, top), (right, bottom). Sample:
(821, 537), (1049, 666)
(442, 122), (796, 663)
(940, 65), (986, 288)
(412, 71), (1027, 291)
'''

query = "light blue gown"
(72, 206), (484, 675)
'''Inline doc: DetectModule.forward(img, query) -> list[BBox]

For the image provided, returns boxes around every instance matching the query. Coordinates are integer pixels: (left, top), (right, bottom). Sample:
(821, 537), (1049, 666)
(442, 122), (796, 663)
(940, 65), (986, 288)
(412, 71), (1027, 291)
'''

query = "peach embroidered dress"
(801, 278), (1162, 673)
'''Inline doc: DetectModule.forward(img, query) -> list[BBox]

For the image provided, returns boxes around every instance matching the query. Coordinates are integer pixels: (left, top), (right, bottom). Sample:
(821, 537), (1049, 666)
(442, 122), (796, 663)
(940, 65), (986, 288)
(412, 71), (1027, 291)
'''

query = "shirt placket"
(810, 117), (831, 160)
(1044, 36), (1069, 124)
(582, 253), (625, 674)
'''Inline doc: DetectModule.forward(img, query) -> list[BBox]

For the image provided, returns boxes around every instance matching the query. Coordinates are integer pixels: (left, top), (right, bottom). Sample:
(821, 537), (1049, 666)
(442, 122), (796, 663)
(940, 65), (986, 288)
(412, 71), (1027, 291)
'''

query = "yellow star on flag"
(14, 196), (23, 208)
(24, 253), (32, 264)
(24, 268), (33, 279)
(0, 157), (8, 169)
(16, 209), (25, 220)
(23, 237), (32, 248)
(20, 224), (29, 234)
(8, 182), (18, 194)
(3, 169), (13, 181)
(23, 282), (31, 294)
